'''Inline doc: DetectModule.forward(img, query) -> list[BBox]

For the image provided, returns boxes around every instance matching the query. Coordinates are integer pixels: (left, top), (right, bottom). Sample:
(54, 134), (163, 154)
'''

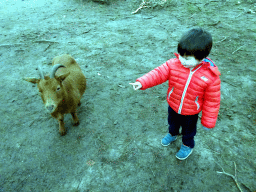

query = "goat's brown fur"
(24, 54), (86, 135)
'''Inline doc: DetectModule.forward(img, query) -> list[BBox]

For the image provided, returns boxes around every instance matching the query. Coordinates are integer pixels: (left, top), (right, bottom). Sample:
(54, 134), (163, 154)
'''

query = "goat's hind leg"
(71, 112), (79, 126)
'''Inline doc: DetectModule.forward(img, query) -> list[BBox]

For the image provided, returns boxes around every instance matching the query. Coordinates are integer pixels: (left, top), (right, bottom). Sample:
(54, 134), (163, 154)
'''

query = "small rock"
(114, 120), (118, 125)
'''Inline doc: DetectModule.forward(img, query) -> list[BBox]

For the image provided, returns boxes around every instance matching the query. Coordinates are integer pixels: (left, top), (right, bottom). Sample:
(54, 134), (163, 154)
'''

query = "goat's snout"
(46, 104), (55, 112)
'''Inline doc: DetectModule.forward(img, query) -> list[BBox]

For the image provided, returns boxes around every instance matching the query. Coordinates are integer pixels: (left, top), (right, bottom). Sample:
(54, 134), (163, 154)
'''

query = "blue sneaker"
(161, 133), (177, 146)
(176, 144), (193, 160)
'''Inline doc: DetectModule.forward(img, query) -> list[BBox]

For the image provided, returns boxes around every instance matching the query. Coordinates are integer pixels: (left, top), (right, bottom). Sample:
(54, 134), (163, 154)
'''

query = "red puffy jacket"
(136, 53), (221, 128)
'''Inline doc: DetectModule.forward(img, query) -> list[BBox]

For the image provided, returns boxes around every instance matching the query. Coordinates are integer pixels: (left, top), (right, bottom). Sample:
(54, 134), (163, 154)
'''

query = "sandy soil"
(0, 0), (255, 191)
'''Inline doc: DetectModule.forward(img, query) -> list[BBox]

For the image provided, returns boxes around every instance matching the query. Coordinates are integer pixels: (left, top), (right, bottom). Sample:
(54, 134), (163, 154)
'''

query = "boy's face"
(179, 55), (202, 68)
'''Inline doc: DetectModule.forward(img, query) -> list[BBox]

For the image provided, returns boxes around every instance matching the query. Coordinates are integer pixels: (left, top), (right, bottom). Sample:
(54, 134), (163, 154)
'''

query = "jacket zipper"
(178, 66), (202, 114)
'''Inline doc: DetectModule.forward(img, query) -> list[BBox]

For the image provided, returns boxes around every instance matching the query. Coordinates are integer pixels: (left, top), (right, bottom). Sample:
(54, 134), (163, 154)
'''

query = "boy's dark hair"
(178, 28), (212, 61)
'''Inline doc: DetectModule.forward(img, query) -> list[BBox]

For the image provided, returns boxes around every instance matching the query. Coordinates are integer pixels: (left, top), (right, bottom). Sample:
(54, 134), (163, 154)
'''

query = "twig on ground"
(215, 36), (228, 44)
(232, 46), (243, 54)
(233, 12), (244, 18)
(216, 161), (243, 192)
(208, 20), (221, 26)
(123, 135), (139, 149)
(204, 141), (221, 154)
(131, 0), (167, 14)
(81, 29), (91, 34)
(132, 0), (150, 14)
(29, 119), (36, 127)
(0, 43), (24, 47)
(33, 40), (59, 44)
(44, 44), (52, 52)
(190, 13), (196, 18)
(150, 167), (155, 177)
(29, 116), (50, 127)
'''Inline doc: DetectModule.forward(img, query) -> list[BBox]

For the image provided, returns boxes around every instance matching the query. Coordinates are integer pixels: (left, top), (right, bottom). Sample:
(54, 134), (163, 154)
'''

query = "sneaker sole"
(161, 137), (177, 147)
(175, 149), (193, 160)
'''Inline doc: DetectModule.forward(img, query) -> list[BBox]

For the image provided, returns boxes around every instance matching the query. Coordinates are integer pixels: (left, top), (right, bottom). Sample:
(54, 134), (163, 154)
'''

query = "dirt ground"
(0, 0), (255, 191)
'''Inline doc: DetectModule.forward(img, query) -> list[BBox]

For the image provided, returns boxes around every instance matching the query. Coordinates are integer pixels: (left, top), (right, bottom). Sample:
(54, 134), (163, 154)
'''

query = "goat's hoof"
(59, 129), (67, 136)
(74, 121), (80, 126)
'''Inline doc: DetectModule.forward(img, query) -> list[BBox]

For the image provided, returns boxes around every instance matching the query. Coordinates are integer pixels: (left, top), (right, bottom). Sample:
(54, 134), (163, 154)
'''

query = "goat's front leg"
(57, 114), (66, 136)
(71, 112), (79, 126)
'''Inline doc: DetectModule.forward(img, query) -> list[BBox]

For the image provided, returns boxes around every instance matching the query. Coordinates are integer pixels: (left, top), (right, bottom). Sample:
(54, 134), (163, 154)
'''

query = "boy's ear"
(56, 72), (70, 82)
(23, 77), (40, 84)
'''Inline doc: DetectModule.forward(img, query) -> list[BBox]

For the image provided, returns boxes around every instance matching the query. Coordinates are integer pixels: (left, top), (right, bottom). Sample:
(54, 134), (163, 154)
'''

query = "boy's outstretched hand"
(129, 82), (142, 90)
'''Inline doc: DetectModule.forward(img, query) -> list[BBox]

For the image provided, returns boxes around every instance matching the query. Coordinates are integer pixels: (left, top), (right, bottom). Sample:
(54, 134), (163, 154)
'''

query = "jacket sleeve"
(201, 76), (221, 128)
(136, 60), (172, 90)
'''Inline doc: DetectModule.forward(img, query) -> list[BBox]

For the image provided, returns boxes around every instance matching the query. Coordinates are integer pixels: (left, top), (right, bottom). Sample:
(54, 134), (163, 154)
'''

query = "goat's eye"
(56, 87), (61, 91)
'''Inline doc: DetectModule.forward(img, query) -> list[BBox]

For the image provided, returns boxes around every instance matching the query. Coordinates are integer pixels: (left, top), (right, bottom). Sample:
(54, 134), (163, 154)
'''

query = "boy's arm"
(201, 76), (221, 128)
(136, 60), (172, 90)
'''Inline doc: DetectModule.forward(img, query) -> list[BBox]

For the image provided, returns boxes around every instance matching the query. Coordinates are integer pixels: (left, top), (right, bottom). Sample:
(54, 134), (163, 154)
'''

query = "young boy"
(130, 28), (221, 160)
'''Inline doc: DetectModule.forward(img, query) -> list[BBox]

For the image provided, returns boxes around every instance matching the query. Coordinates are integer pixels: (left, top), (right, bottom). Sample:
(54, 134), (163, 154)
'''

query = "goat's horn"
(37, 65), (44, 79)
(50, 64), (66, 78)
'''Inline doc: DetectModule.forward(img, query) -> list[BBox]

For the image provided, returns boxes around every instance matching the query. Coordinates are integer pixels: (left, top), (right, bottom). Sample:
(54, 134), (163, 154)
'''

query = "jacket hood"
(202, 58), (221, 76)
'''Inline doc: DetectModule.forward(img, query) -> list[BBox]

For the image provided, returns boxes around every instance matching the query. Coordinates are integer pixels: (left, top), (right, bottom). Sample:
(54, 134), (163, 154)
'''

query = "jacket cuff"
(136, 79), (146, 90)
(202, 126), (211, 130)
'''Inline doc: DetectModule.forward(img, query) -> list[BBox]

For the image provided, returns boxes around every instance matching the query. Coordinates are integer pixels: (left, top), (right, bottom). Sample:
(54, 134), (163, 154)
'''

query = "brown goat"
(24, 54), (86, 135)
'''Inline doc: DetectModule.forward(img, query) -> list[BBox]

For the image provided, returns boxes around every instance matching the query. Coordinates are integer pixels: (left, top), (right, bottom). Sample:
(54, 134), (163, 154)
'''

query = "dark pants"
(168, 106), (198, 148)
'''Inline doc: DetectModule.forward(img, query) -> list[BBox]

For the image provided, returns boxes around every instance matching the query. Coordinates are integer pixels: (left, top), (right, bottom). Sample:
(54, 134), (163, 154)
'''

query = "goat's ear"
(56, 72), (70, 82)
(23, 77), (40, 84)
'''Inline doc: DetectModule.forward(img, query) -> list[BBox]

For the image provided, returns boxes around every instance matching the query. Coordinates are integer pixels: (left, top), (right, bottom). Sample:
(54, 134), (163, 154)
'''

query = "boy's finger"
(129, 82), (140, 90)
